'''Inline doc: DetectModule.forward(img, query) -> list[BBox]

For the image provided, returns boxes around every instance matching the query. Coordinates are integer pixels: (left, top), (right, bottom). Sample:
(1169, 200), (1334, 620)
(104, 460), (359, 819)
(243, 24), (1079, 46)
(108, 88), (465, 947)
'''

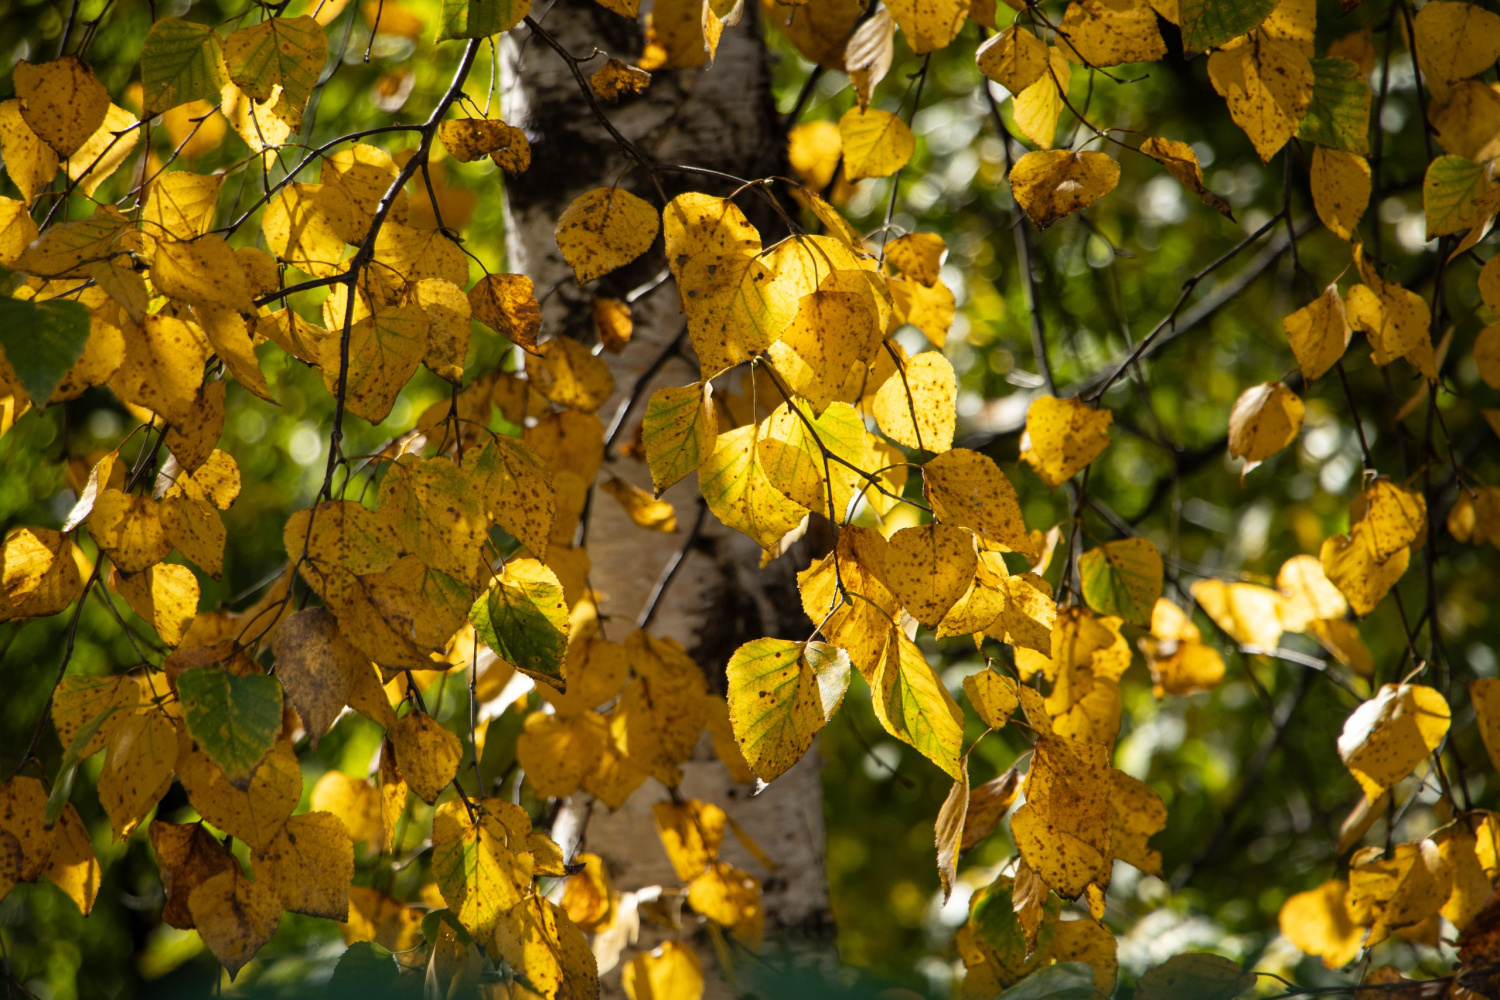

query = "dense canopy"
(2, 0), (1500, 995)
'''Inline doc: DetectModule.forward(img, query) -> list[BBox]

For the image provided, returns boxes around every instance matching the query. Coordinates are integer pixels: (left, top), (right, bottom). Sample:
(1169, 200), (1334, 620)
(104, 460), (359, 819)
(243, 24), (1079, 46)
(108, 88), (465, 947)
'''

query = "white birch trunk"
(501, 4), (833, 994)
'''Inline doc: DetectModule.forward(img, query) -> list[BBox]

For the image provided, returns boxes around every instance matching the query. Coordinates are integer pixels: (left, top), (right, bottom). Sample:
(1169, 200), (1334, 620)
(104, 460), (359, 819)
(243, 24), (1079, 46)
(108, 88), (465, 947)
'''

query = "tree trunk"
(501, 5), (833, 995)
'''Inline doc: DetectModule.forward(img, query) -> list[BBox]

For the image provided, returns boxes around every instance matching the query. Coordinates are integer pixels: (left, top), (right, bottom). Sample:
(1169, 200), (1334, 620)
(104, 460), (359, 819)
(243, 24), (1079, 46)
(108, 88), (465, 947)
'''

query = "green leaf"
(469, 558), (570, 685)
(997, 963), (1097, 1000)
(1424, 155), (1500, 238)
(176, 665), (284, 789)
(1134, 954), (1255, 1000)
(44, 703), (123, 824)
(223, 16), (327, 123)
(1078, 536), (1164, 627)
(327, 942), (399, 993)
(871, 630), (964, 778)
(726, 638), (849, 783)
(1178, 0), (1275, 52)
(0, 297), (91, 408)
(1296, 58), (1371, 155)
(642, 383), (717, 496)
(436, 0), (531, 41)
(140, 17), (226, 117)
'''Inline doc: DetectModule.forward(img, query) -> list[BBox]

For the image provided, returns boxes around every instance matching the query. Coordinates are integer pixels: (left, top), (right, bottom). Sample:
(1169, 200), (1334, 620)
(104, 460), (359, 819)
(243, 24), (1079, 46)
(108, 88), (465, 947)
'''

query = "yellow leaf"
(698, 422), (809, 551)
(517, 710), (608, 798)
(590, 59), (652, 102)
(623, 941), (703, 1000)
(1058, 0), (1166, 67)
(89, 489), (172, 574)
(1279, 880), (1364, 968)
(838, 107), (915, 181)
(43, 804), (101, 916)
(318, 296), (428, 424)
(261, 183), (352, 278)
(1010, 149), (1120, 229)
(560, 851), (614, 932)
(1354, 478), (1427, 560)
(992, 571), (1057, 654)
(309, 771), (383, 848)
(872, 349), (955, 452)
(726, 637), (849, 781)
(924, 447), (1031, 556)
(113, 563), (199, 646)
(643, 382), (717, 495)
(177, 738), (301, 851)
(50, 674), (143, 759)
(0, 100), (58, 205)
(1435, 821), (1494, 930)
(527, 336), (616, 412)
(1310, 147), (1370, 241)
(1345, 280), (1431, 367)
(388, 710), (463, 804)
(787, 120), (842, 191)
(1227, 380), (1304, 468)
(13, 57), (110, 158)
(469, 272), (541, 353)
(321, 143), (407, 240)
(1473, 678), (1500, 773)
(1011, 733), (1113, 897)
(1110, 769), (1166, 875)
(0, 526), (84, 621)
(371, 221), (468, 289)
(1338, 684), (1451, 799)
(599, 475), (677, 532)
(187, 864), (281, 978)
(143, 172), (225, 240)
(885, 0), (967, 53)
(0, 777), (54, 881)
(768, 274), (889, 410)
(1321, 520), (1410, 616)
(463, 435), (557, 558)
(1138, 137), (1232, 217)
(1013, 47), (1072, 149)
(687, 861), (763, 944)
(1019, 394), (1112, 490)
(410, 277), (471, 384)
(886, 522), (977, 629)
(592, 295), (633, 352)
(1412, 1), (1500, 87)
(963, 667), (1018, 729)
(1207, 34), (1313, 162)
(555, 186), (659, 285)
(977, 25), (1050, 93)
(653, 799), (726, 880)
(340, 886), (424, 955)
(1348, 839), (1452, 946)
(1189, 578), (1283, 649)
(251, 811), (353, 920)
(756, 399), (865, 520)
(431, 798), (530, 938)
(870, 629), (964, 777)
(1052, 917), (1119, 995)
(885, 232), (946, 286)
(888, 273), (956, 347)
(161, 495), (226, 579)
(98, 708), (179, 839)
(15, 207), (131, 284)
(1275, 553), (1348, 631)
(66, 104), (140, 198)
(1283, 284), (1351, 382)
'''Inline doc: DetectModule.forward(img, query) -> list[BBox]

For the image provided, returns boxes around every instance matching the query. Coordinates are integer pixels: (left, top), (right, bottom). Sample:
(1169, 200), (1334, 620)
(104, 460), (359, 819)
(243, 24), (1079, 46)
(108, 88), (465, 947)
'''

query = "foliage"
(3, 0), (1500, 996)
